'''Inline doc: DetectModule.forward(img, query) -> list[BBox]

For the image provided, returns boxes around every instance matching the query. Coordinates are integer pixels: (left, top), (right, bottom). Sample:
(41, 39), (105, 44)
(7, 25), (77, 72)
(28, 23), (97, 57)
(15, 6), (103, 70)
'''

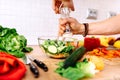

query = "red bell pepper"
(84, 37), (100, 51)
(0, 52), (26, 80)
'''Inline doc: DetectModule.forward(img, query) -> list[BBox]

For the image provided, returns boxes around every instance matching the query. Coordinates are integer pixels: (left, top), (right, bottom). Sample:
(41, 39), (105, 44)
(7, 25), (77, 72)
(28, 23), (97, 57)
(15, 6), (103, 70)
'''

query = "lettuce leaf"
(55, 59), (96, 80)
(0, 25), (33, 58)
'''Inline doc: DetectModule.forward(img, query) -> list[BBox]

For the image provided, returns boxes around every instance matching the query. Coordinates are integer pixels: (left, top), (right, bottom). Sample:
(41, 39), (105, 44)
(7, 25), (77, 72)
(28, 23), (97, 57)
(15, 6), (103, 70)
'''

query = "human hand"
(52, 0), (75, 14)
(58, 17), (85, 36)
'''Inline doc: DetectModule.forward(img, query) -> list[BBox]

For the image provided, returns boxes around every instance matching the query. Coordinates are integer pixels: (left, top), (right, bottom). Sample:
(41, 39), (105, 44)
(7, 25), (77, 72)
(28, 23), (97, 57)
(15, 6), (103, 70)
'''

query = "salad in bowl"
(38, 36), (79, 59)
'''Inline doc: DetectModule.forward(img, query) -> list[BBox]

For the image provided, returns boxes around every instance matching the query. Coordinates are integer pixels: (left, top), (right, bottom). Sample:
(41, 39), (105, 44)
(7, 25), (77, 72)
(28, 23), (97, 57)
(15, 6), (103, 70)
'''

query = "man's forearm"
(88, 14), (120, 35)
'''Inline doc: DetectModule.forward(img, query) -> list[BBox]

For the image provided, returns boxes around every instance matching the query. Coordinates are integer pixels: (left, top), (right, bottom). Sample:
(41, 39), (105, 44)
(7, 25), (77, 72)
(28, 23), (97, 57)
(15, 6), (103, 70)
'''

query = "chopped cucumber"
(48, 45), (57, 54)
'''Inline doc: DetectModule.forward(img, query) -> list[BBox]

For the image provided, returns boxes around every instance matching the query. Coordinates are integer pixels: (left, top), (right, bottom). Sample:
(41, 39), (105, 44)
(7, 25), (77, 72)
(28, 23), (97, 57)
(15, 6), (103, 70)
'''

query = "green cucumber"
(48, 45), (57, 54)
(63, 46), (86, 69)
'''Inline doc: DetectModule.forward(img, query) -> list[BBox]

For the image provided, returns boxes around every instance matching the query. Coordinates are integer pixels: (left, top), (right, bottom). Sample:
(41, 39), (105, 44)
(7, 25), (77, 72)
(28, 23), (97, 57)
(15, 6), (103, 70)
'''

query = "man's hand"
(58, 17), (83, 36)
(52, 0), (74, 14)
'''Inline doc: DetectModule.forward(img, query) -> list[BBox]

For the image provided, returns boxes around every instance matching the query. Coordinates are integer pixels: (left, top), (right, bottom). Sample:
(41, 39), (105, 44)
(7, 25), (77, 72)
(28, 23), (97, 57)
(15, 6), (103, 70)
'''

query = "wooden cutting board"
(22, 45), (120, 80)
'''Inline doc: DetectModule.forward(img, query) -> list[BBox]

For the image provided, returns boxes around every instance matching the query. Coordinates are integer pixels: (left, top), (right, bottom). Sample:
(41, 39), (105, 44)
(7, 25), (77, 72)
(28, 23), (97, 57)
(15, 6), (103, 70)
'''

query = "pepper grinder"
(59, 4), (73, 41)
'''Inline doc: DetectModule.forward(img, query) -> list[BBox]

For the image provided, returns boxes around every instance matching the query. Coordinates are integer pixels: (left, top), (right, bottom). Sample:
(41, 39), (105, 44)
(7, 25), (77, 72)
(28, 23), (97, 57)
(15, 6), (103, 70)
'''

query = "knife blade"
(99, 45), (120, 50)
(28, 56), (48, 72)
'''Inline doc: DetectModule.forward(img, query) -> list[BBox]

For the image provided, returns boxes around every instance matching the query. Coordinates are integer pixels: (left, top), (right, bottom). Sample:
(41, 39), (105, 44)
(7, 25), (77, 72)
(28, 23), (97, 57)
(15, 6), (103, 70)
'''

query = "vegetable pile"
(88, 48), (120, 59)
(55, 46), (104, 80)
(55, 59), (99, 80)
(0, 25), (33, 58)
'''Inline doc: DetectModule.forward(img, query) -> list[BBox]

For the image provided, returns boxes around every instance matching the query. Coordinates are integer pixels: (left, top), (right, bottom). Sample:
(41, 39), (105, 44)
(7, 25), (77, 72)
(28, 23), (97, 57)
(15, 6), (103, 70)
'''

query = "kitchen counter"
(22, 45), (120, 80)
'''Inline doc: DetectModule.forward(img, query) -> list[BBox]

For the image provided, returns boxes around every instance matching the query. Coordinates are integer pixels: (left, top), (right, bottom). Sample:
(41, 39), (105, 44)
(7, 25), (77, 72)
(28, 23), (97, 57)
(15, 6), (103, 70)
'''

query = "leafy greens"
(0, 25), (33, 58)
(55, 59), (97, 80)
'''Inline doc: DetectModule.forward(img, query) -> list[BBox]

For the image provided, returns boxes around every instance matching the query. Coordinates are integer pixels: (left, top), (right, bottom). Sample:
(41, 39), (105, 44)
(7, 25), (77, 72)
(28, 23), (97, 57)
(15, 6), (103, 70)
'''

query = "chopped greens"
(0, 25), (33, 58)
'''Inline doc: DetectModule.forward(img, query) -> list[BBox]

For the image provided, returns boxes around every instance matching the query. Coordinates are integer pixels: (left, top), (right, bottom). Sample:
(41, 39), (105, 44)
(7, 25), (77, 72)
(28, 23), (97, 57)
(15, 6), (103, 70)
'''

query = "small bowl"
(38, 36), (78, 59)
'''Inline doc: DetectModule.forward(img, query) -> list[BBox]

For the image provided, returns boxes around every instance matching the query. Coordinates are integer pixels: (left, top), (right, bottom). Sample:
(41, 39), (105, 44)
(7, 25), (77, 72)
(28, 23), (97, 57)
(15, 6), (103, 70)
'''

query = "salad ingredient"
(84, 37), (100, 51)
(77, 40), (84, 47)
(63, 46), (86, 69)
(88, 48), (120, 59)
(99, 36), (109, 47)
(108, 37), (116, 45)
(0, 52), (26, 80)
(48, 45), (57, 54)
(89, 55), (104, 70)
(0, 25), (33, 58)
(113, 40), (120, 48)
(55, 58), (98, 80)
(66, 41), (78, 48)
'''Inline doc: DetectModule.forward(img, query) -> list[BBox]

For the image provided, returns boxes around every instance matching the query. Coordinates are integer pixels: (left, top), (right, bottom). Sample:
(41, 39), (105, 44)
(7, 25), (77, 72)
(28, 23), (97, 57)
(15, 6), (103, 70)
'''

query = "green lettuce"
(0, 25), (33, 58)
(55, 59), (97, 80)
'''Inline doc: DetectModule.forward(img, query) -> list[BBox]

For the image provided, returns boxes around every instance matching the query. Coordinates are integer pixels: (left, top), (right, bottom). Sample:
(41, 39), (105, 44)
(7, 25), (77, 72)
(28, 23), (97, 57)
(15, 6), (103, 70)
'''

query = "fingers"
(52, 0), (59, 14)
(58, 17), (80, 35)
(59, 17), (75, 25)
(58, 18), (66, 36)
(52, 0), (74, 14)
(59, 18), (68, 25)
(59, 18), (73, 36)
(58, 27), (65, 36)
(52, 0), (62, 14)
(59, 23), (66, 36)
(69, 0), (75, 11)
(62, 0), (74, 11)
(52, 0), (56, 11)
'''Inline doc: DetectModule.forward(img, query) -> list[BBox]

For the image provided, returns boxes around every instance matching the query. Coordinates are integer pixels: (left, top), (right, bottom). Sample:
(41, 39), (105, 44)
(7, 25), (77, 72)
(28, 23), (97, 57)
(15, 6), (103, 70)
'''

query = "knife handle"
(29, 63), (39, 78)
(34, 59), (48, 72)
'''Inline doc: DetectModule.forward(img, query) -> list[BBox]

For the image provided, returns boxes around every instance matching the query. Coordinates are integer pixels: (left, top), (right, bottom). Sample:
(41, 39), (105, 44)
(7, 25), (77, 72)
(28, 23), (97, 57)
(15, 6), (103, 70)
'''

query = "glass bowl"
(38, 36), (79, 59)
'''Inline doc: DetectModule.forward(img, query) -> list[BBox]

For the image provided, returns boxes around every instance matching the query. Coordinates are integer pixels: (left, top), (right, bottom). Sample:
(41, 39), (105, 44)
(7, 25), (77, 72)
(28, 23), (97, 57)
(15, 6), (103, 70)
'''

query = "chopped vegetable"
(113, 40), (120, 48)
(88, 48), (120, 58)
(55, 59), (98, 80)
(99, 36), (109, 47)
(48, 45), (57, 54)
(0, 25), (33, 58)
(89, 55), (104, 70)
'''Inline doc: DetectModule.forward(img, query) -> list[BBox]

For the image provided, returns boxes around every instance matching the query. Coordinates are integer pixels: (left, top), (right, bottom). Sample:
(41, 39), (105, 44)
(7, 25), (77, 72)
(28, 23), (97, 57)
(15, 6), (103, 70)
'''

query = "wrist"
(79, 23), (89, 37)
(82, 23), (89, 37)
(79, 24), (85, 34)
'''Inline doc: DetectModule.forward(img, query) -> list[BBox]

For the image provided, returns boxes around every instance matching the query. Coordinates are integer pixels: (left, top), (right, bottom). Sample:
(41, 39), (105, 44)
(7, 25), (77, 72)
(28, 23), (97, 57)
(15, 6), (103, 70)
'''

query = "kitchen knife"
(28, 56), (48, 72)
(29, 63), (39, 78)
(26, 56), (39, 78)
(100, 45), (120, 50)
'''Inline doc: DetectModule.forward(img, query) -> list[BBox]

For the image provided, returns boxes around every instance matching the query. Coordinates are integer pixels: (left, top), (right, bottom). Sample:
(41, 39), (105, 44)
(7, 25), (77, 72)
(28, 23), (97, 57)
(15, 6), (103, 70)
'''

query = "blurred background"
(0, 0), (120, 45)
